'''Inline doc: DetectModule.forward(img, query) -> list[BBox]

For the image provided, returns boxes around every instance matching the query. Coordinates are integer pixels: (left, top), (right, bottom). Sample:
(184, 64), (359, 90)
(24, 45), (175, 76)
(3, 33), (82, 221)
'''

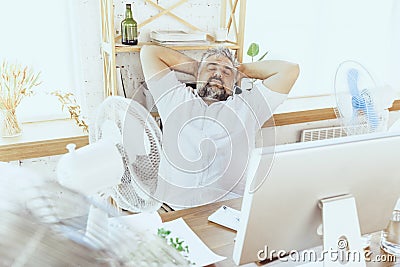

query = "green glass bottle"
(121, 4), (138, 45)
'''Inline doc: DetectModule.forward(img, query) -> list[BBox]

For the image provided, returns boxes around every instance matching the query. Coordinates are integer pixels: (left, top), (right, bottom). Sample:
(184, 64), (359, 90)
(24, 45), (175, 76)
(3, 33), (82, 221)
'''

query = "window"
(244, 0), (398, 100)
(0, 0), (83, 122)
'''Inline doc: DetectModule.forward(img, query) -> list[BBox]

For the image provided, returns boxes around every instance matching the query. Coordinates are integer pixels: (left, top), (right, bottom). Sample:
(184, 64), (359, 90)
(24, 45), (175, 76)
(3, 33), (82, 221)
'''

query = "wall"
(71, 0), (104, 121)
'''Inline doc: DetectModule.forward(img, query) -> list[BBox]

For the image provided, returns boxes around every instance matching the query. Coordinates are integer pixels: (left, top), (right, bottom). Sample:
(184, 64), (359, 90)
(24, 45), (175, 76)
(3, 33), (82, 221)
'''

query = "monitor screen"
(233, 132), (400, 265)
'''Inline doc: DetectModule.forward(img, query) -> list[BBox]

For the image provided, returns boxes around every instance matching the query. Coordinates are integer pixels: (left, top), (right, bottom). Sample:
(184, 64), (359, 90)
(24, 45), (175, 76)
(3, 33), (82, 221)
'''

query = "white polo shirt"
(147, 71), (287, 206)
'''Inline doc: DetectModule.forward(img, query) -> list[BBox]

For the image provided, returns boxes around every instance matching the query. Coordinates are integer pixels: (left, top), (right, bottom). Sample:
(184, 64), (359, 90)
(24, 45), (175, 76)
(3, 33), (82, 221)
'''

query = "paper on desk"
(163, 218), (226, 266)
(109, 213), (226, 266)
(208, 205), (240, 231)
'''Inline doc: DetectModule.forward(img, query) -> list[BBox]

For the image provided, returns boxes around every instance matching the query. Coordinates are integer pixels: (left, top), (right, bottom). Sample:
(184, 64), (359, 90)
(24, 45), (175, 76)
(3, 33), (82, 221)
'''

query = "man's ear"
(194, 61), (202, 77)
(235, 68), (245, 85)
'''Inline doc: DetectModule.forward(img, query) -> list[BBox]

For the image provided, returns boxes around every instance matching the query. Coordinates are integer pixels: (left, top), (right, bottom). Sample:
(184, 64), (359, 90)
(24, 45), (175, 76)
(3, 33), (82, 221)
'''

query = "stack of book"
(150, 30), (210, 46)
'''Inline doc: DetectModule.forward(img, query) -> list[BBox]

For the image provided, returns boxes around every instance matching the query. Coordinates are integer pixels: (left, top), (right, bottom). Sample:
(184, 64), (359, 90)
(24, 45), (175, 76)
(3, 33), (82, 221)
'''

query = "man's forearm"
(141, 45), (198, 78)
(237, 60), (299, 94)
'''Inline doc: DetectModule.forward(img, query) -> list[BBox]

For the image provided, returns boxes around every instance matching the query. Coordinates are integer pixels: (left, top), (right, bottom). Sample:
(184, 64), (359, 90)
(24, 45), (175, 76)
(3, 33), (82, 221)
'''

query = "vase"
(1, 108), (22, 137)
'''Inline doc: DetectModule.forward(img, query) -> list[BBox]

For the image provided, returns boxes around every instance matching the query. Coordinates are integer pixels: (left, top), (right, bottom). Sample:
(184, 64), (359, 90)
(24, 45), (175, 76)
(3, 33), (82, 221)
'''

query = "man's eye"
(223, 70), (232, 76)
(208, 66), (217, 71)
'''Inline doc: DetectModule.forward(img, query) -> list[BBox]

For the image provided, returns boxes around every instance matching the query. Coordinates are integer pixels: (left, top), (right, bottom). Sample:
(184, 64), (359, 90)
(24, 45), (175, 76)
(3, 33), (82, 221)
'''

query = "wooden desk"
(160, 198), (400, 267)
(161, 198), (241, 267)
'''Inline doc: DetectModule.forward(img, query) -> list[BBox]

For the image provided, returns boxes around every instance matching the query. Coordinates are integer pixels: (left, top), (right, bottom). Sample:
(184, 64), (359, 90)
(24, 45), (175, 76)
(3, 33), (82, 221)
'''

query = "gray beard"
(197, 84), (230, 101)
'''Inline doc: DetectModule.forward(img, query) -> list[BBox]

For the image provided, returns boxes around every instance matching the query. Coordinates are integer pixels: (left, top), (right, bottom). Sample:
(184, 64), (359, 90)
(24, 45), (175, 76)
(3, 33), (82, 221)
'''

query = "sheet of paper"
(208, 205), (240, 231)
(109, 213), (226, 266)
(163, 218), (226, 266)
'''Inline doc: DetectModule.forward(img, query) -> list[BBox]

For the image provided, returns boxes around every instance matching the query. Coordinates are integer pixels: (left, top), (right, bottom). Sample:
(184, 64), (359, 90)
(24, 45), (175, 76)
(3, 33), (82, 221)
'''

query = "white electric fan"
(57, 96), (163, 213)
(0, 162), (189, 266)
(55, 96), (176, 261)
(334, 60), (392, 136)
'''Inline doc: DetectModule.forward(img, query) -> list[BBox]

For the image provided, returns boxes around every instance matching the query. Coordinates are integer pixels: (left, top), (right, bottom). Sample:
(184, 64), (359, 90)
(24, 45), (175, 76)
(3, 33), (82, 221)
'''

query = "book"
(150, 39), (210, 46)
(150, 30), (208, 42)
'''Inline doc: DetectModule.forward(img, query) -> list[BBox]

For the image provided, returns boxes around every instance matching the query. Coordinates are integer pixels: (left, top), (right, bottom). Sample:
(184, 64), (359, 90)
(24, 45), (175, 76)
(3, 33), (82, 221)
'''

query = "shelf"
(0, 119), (89, 161)
(113, 41), (241, 53)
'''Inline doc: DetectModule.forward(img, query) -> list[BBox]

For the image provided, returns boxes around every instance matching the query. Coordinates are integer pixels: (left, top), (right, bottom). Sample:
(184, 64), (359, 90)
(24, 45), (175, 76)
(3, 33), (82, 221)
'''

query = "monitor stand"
(316, 194), (366, 267)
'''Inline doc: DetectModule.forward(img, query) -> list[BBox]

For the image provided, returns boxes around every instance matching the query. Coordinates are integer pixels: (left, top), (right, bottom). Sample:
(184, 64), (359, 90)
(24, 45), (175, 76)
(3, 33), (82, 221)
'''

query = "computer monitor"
(233, 132), (400, 265)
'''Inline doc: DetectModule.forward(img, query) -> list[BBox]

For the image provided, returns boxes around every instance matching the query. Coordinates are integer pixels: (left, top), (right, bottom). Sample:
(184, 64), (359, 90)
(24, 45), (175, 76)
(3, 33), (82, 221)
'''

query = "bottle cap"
(126, 4), (131, 8)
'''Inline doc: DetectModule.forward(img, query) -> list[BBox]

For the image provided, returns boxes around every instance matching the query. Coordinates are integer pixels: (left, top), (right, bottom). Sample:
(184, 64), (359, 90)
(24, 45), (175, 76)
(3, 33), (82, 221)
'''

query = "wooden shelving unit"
(100, 0), (247, 97)
(114, 41), (241, 53)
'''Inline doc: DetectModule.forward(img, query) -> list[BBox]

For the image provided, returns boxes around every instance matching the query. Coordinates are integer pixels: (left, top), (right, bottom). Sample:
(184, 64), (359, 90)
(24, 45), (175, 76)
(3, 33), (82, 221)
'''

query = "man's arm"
(237, 60), (299, 94)
(140, 45), (198, 81)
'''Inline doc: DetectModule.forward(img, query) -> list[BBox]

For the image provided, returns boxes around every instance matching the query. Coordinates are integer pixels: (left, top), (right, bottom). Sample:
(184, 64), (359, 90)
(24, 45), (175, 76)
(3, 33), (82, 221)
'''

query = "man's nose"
(213, 68), (223, 78)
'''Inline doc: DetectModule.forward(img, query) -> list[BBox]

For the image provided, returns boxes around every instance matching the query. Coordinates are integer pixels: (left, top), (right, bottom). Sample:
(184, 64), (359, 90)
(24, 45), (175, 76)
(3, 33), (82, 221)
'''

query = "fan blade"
(351, 95), (366, 110)
(348, 68), (369, 114)
(361, 89), (379, 130)
(347, 68), (360, 97)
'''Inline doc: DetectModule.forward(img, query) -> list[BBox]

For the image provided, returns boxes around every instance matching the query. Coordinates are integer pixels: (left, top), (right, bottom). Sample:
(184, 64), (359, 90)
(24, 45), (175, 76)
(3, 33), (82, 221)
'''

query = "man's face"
(197, 55), (236, 101)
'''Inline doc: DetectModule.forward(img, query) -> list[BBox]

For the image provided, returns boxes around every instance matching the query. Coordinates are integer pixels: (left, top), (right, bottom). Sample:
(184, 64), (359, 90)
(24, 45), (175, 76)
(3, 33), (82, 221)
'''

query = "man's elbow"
(284, 63), (300, 94)
(288, 63), (300, 83)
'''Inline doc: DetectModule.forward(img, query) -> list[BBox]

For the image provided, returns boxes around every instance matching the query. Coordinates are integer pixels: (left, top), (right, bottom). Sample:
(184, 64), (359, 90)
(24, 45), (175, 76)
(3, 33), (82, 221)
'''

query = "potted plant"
(0, 61), (41, 137)
(245, 42), (268, 90)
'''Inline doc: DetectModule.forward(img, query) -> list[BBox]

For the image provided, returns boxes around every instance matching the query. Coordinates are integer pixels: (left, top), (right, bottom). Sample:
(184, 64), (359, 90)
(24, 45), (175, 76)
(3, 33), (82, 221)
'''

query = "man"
(140, 45), (299, 208)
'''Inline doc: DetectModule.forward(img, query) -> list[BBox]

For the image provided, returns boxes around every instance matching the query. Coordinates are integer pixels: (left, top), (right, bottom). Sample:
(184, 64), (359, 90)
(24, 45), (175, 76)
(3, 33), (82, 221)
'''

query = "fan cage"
(333, 107), (388, 136)
(94, 96), (163, 213)
(333, 60), (390, 137)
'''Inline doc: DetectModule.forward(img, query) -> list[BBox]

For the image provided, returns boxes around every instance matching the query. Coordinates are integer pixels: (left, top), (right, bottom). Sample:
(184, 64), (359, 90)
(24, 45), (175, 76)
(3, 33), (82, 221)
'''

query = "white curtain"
(244, 0), (396, 98)
(388, 0), (400, 92)
(0, 0), (79, 122)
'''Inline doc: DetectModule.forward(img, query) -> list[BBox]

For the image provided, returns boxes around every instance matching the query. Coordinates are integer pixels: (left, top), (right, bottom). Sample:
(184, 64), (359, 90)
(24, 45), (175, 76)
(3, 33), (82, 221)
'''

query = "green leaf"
(157, 228), (171, 239)
(247, 43), (259, 57)
(257, 51), (269, 61)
